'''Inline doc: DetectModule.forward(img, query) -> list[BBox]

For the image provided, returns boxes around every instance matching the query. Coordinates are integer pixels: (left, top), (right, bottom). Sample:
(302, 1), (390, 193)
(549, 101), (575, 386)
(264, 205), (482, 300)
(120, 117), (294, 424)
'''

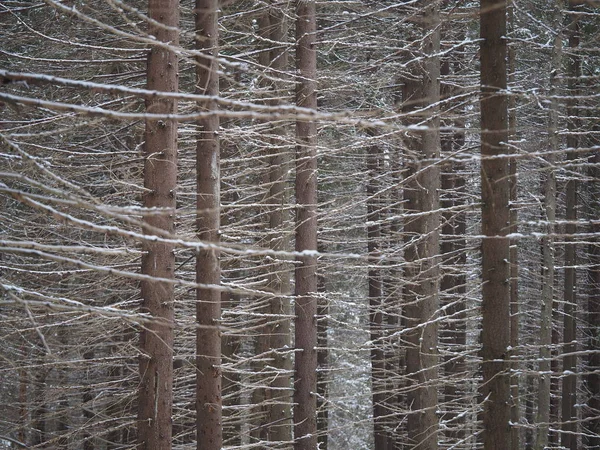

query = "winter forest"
(1, 0), (599, 449)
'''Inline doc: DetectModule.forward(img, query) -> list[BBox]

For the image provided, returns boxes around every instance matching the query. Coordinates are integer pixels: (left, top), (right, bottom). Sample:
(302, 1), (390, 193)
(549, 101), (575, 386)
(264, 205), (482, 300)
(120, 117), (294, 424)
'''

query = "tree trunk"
(294, 1), (318, 448)
(195, 1), (222, 449)
(266, 4), (293, 442)
(480, 1), (511, 449)
(441, 57), (467, 445)
(402, 2), (441, 448)
(507, 5), (520, 447)
(586, 149), (600, 449)
(317, 263), (329, 450)
(561, 4), (580, 449)
(535, 25), (561, 450)
(138, 0), (178, 447)
(367, 135), (388, 450)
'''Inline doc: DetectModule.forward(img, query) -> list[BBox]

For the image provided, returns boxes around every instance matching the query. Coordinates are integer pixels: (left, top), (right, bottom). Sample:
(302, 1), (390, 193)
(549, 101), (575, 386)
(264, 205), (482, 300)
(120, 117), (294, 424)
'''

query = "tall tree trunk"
(294, 1), (318, 448)
(266, 4), (293, 442)
(31, 367), (48, 447)
(441, 56), (467, 444)
(250, 13), (275, 441)
(480, 1), (511, 449)
(317, 241), (329, 450)
(195, 0), (222, 448)
(402, 2), (441, 448)
(367, 136), (387, 450)
(561, 4), (580, 449)
(138, 0), (178, 447)
(586, 149), (600, 449)
(535, 25), (561, 450)
(507, 5), (520, 447)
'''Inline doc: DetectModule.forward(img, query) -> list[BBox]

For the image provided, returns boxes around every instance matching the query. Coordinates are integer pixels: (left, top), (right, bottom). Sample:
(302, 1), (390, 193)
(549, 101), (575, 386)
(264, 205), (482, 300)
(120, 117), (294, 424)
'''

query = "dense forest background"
(1, 0), (599, 449)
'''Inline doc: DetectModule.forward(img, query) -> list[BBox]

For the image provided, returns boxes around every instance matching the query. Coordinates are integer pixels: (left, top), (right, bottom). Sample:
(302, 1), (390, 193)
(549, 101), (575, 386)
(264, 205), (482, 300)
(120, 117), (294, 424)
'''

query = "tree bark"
(441, 58), (467, 445)
(535, 25), (561, 450)
(195, 1), (222, 448)
(586, 150), (600, 449)
(266, 5), (293, 442)
(294, 1), (318, 448)
(138, 0), (178, 447)
(367, 135), (388, 450)
(480, 1), (511, 449)
(402, 2), (440, 448)
(507, 5), (520, 447)
(561, 4), (580, 449)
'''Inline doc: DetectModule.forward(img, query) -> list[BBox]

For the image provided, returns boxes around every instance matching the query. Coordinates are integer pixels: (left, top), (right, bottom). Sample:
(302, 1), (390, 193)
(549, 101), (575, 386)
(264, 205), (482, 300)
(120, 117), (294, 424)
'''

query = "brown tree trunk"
(441, 58), (467, 445)
(367, 135), (388, 450)
(586, 150), (600, 449)
(401, 2), (440, 448)
(561, 4), (580, 449)
(137, 0), (178, 447)
(535, 25), (561, 450)
(480, 1), (511, 449)
(195, 0), (222, 449)
(507, 5), (520, 447)
(266, 5), (293, 442)
(294, 1), (318, 448)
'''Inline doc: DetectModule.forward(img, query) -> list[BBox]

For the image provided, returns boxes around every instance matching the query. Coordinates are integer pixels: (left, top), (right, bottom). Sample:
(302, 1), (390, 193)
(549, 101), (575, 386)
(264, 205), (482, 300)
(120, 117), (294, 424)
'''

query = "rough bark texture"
(561, 4), (579, 449)
(402, 2), (440, 448)
(137, 0), (178, 447)
(507, 6), (520, 447)
(195, 1), (222, 448)
(480, 1), (511, 449)
(535, 27), (561, 450)
(294, 1), (318, 448)
(266, 5), (293, 442)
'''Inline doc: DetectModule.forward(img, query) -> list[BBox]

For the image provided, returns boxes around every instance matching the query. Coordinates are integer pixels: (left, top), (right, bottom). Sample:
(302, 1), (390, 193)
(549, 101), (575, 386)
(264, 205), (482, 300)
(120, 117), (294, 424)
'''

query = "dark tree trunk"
(586, 150), (600, 449)
(535, 24), (561, 450)
(294, 1), (318, 448)
(195, 0), (222, 448)
(367, 135), (388, 450)
(480, 1), (511, 449)
(137, 0), (178, 447)
(441, 58), (467, 445)
(507, 5), (520, 447)
(266, 4), (293, 442)
(561, 4), (580, 449)
(401, 2), (441, 449)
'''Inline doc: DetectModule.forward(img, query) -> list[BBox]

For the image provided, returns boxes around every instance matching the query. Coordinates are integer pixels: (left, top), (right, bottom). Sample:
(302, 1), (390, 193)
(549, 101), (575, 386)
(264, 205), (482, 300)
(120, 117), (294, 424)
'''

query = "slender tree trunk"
(535, 26), (561, 450)
(386, 150), (403, 450)
(18, 347), (27, 444)
(441, 59), (467, 444)
(195, 0), (222, 448)
(402, 2), (440, 448)
(507, 5), (520, 447)
(266, 5), (293, 442)
(561, 4), (580, 449)
(138, 0), (178, 447)
(480, 1), (511, 449)
(586, 149), (600, 449)
(294, 1), (318, 448)
(31, 367), (48, 447)
(250, 13), (274, 441)
(367, 136), (388, 450)
(317, 241), (329, 450)
(83, 350), (95, 450)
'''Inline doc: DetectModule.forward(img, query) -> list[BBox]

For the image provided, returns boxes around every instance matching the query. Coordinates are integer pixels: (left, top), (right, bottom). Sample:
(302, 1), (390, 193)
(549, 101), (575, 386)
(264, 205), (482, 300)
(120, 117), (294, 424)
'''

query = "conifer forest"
(1, 0), (600, 449)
